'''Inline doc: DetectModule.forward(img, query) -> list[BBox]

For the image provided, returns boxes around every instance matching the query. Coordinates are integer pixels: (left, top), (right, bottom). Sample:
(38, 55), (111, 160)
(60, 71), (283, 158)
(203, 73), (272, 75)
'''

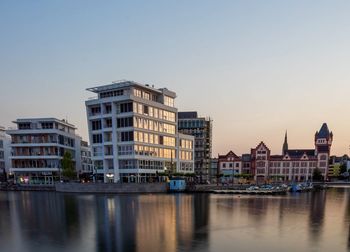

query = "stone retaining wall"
(55, 182), (168, 193)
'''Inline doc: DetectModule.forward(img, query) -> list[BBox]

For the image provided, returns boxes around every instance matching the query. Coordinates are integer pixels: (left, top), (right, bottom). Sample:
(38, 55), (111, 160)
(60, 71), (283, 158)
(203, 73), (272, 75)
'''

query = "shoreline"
(0, 182), (336, 194)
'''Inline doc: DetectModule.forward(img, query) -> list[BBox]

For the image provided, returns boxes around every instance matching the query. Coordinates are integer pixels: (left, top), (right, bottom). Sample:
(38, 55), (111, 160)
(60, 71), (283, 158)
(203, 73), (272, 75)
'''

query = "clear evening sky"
(1, 1), (349, 156)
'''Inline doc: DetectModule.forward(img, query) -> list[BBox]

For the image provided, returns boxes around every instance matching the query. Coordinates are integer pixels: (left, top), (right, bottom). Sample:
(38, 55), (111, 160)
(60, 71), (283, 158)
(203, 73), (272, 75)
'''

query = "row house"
(218, 123), (332, 183)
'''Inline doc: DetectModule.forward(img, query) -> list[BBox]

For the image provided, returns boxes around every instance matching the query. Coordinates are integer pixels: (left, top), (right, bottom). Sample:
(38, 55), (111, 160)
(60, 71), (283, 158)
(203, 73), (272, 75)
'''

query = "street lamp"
(232, 166), (235, 187)
(164, 167), (167, 182)
(106, 173), (114, 183)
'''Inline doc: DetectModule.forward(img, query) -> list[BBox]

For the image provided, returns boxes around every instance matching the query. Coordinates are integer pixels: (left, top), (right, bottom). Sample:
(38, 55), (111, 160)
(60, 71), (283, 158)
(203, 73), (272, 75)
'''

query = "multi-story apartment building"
(328, 155), (349, 179)
(6, 118), (84, 184)
(210, 158), (218, 183)
(218, 123), (332, 183)
(79, 140), (94, 179)
(0, 126), (11, 174)
(178, 112), (212, 182)
(85, 80), (194, 183)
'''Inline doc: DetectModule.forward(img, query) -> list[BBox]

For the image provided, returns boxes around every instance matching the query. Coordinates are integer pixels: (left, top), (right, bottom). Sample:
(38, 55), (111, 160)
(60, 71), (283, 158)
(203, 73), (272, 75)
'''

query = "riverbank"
(0, 182), (168, 194)
(0, 182), (334, 194)
(55, 182), (167, 193)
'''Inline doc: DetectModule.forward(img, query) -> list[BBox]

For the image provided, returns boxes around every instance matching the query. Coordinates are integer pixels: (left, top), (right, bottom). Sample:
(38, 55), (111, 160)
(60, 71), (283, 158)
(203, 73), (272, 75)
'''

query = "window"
(164, 95), (174, 107)
(105, 118), (112, 128)
(117, 117), (133, 128)
(257, 161), (265, 167)
(18, 123), (31, 129)
(163, 136), (175, 146)
(257, 168), (265, 174)
(119, 159), (137, 169)
(119, 131), (134, 142)
(283, 162), (290, 167)
(94, 160), (103, 169)
(320, 161), (327, 167)
(143, 92), (150, 100)
(118, 145), (134, 156)
(91, 120), (102, 130)
(104, 132), (112, 142)
(104, 104), (112, 114)
(154, 108), (158, 118)
(119, 102), (133, 113)
(92, 134), (103, 143)
(143, 105), (149, 115)
(135, 103), (141, 114)
(90, 106), (101, 116)
(163, 123), (175, 134)
(134, 89), (142, 97)
(41, 122), (53, 129)
(100, 89), (124, 98)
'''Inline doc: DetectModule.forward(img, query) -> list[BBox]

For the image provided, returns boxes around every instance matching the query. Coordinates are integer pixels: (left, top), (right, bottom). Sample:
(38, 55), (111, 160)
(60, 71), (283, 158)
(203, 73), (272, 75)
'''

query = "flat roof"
(13, 118), (77, 129)
(86, 80), (176, 98)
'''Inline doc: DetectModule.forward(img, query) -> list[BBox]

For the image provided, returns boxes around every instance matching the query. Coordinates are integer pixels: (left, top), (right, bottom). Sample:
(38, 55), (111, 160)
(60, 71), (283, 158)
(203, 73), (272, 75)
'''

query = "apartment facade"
(79, 140), (94, 179)
(85, 80), (194, 183)
(178, 112), (212, 182)
(210, 158), (218, 183)
(6, 118), (83, 184)
(0, 126), (11, 174)
(218, 123), (332, 183)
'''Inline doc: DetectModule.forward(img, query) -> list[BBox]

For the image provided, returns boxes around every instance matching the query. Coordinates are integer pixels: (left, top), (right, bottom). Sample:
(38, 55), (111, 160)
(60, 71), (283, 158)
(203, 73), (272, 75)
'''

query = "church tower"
(282, 131), (288, 155)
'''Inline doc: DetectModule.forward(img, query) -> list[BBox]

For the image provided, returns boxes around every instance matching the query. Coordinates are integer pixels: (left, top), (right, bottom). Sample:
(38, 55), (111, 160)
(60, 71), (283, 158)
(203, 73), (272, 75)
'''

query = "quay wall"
(55, 182), (168, 193)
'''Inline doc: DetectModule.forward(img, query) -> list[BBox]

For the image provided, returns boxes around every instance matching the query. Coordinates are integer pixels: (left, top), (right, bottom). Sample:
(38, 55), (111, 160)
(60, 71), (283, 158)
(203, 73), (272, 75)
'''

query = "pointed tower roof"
(282, 130), (288, 155)
(316, 123), (331, 139)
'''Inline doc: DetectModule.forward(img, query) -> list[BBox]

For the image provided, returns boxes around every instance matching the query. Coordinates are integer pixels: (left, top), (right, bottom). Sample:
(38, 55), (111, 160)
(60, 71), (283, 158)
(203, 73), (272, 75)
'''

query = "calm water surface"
(1, 188), (350, 252)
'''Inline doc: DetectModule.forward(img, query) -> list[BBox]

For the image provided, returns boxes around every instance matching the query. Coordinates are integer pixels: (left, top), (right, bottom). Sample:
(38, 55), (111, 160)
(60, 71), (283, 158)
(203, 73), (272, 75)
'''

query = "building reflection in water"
(308, 190), (326, 244)
(0, 192), (97, 251)
(341, 188), (350, 249)
(3, 189), (350, 252)
(94, 194), (210, 252)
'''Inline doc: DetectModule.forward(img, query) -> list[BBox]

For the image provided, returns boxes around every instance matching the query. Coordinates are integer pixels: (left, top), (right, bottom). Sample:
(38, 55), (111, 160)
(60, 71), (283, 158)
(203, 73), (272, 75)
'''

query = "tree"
(61, 151), (76, 180)
(312, 168), (323, 181)
(340, 163), (347, 175)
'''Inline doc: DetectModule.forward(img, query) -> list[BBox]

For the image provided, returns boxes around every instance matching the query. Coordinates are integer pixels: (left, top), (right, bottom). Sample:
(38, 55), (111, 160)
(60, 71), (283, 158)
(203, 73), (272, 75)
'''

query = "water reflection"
(93, 194), (210, 252)
(0, 189), (350, 252)
(308, 191), (326, 244)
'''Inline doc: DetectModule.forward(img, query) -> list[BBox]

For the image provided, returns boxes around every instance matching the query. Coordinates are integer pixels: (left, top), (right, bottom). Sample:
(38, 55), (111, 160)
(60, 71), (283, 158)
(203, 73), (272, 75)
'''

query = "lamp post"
(232, 166), (234, 187)
(164, 167), (167, 182)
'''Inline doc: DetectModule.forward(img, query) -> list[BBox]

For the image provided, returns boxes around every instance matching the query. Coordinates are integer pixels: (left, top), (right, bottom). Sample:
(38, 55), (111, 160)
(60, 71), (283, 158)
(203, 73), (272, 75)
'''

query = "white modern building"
(85, 80), (194, 183)
(0, 126), (11, 174)
(6, 118), (84, 184)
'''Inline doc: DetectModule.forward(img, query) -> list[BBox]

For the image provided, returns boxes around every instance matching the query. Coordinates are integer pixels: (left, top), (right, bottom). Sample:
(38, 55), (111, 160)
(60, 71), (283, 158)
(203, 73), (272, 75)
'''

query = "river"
(0, 187), (350, 252)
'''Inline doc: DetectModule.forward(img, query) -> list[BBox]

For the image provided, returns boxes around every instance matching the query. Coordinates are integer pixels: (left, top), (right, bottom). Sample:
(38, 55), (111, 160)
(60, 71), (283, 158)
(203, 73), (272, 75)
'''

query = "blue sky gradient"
(1, 1), (350, 155)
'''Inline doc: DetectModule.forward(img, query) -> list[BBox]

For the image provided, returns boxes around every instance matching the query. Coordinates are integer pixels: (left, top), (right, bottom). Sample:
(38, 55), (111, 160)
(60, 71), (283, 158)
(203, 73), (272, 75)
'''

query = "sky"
(0, 1), (350, 156)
